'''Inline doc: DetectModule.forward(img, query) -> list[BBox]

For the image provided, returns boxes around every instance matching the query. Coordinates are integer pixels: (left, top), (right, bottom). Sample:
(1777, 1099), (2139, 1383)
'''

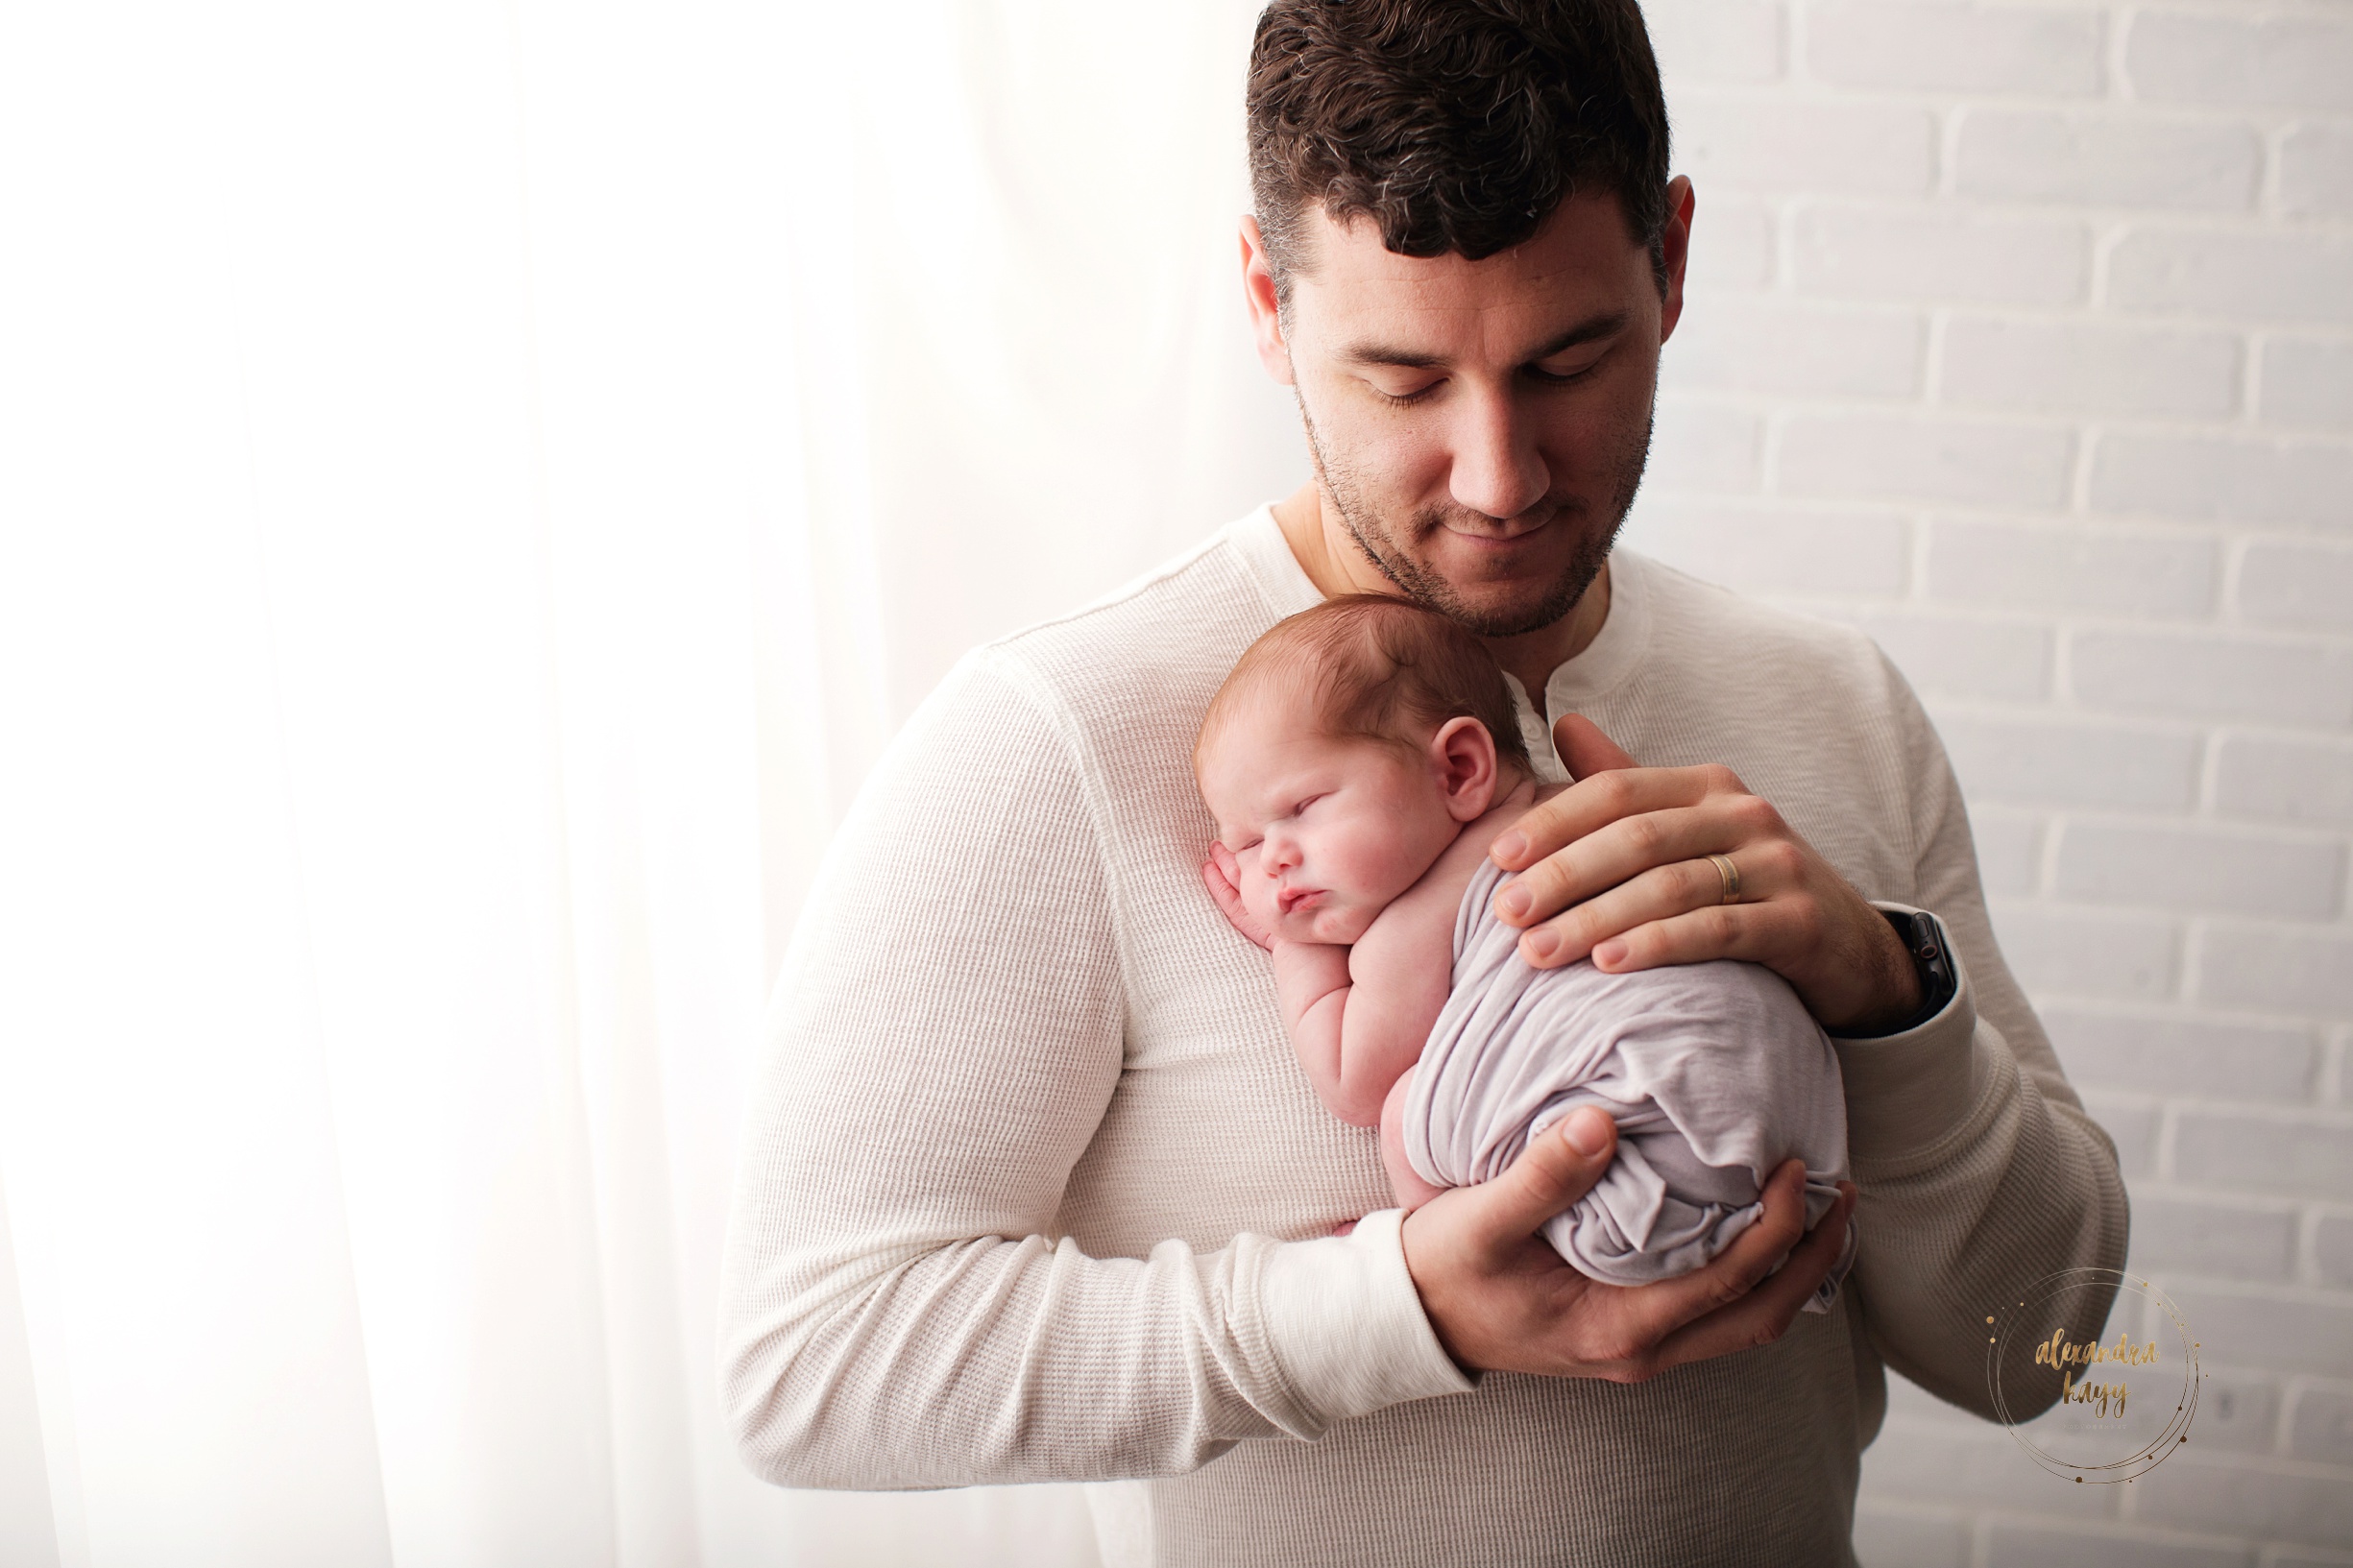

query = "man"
(719, 2), (2127, 1562)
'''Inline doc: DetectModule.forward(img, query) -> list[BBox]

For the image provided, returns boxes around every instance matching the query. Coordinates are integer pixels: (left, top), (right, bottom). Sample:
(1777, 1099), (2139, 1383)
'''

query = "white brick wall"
(2281, 124), (2353, 217)
(1939, 316), (2241, 418)
(1628, 2), (2353, 1557)
(1954, 109), (2264, 210)
(2264, 337), (2353, 426)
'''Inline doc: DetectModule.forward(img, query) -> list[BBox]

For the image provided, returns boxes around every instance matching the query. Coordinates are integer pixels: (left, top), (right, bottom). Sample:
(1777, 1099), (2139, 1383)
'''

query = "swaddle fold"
(1400, 858), (1857, 1311)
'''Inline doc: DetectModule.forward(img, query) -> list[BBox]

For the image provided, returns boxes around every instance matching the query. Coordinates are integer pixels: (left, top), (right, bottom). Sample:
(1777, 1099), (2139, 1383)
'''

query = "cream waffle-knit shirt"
(719, 507), (2128, 1568)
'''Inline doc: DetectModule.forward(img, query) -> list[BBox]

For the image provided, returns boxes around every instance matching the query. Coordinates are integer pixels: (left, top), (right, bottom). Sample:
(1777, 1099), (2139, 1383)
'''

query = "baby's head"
(1196, 595), (1534, 946)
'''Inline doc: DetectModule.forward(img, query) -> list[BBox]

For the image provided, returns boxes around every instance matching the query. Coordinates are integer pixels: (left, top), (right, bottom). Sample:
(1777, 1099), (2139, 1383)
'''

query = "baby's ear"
(1429, 716), (1499, 822)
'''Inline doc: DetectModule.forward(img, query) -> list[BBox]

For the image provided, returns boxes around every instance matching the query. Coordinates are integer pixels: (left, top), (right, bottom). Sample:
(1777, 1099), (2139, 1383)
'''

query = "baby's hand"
(1202, 843), (1274, 952)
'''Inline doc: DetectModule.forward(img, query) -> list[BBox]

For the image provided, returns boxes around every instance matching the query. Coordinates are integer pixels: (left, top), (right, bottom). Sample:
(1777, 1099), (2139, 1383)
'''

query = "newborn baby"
(1196, 595), (1856, 1308)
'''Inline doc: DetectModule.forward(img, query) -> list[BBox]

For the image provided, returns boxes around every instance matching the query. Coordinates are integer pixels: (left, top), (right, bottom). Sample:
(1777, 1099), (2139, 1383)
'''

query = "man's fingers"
(1491, 764), (1735, 879)
(1493, 804), (1733, 936)
(1553, 712), (1637, 781)
(1648, 1179), (1857, 1377)
(1462, 1107), (1617, 1253)
(1597, 1159), (1812, 1344)
(1549, 806), (1734, 896)
(1717, 1162), (1832, 1302)
(1586, 903), (1774, 974)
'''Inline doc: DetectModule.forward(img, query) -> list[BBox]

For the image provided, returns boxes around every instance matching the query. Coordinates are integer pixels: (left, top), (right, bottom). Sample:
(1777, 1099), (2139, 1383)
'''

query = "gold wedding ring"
(1708, 854), (1742, 905)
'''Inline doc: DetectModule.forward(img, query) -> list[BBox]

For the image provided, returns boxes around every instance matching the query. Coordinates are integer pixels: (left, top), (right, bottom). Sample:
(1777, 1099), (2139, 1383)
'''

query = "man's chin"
(1472, 594), (1578, 638)
(1405, 577), (1591, 639)
(1386, 526), (1612, 639)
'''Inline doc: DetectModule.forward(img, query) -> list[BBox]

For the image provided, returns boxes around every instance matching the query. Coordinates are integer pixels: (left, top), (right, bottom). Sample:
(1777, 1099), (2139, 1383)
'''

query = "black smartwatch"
(1839, 909), (1957, 1039)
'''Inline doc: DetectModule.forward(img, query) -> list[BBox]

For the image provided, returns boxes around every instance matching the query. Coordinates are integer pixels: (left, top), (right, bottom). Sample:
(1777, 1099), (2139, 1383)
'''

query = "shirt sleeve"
(1828, 654), (2131, 1422)
(716, 650), (1469, 1491)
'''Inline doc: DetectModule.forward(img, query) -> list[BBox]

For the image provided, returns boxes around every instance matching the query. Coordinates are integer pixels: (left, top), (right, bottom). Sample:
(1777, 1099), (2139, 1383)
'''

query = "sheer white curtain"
(0, 3), (1290, 1564)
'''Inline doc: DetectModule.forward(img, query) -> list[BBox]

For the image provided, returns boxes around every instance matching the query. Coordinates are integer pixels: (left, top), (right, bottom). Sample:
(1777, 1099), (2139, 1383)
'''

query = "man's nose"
(1447, 387), (1549, 522)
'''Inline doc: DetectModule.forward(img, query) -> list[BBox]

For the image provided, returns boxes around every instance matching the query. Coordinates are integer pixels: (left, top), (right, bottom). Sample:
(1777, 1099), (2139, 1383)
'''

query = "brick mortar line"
(2122, 1183), (2311, 1206)
(1739, 600), (2353, 640)
(1678, 201), (2353, 250)
(2126, 1100), (2353, 1131)
(1704, 195), (2353, 237)
(1679, 288), (2353, 345)
(2019, 808), (2348, 842)
(2038, 999), (2337, 1025)
(1669, 87), (2353, 139)
(1679, 287), (2353, 346)
(1656, 393), (2353, 445)
(1751, 587), (2260, 615)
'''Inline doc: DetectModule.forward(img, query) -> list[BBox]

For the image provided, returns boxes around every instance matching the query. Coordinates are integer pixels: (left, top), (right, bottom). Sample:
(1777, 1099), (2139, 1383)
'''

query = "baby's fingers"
(1201, 855), (1273, 951)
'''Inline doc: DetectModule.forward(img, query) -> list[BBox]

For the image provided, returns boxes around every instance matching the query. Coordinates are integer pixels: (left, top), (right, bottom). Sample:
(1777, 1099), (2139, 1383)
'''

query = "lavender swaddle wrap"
(1400, 858), (1858, 1313)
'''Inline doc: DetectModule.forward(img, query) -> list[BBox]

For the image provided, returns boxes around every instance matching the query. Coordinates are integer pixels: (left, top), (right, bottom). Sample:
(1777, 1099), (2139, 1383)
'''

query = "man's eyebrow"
(1336, 311), (1633, 370)
(1337, 342), (1448, 370)
(1523, 312), (1631, 362)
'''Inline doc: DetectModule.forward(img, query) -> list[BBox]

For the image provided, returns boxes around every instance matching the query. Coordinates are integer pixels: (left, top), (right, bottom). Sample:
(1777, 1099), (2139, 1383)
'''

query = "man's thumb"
(1476, 1106), (1616, 1245)
(1553, 712), (1637, 782)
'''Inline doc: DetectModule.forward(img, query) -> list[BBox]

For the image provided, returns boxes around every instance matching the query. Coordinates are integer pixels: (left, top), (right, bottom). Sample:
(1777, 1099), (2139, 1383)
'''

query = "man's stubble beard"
(1296, 393), (1653, 640)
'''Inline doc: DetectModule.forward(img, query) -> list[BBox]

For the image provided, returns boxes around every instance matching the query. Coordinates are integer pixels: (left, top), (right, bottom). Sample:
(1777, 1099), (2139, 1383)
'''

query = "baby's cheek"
(1357, 832), (1435, 906)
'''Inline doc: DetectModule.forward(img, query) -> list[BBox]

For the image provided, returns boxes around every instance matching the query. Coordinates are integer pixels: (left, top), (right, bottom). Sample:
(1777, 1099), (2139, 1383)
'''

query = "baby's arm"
(1207, 843), (1462, 1127)
(1201, 846), (1395, 1122)
(1272, 915), (1443, 1128)
(1210, 782), (1554, 1132)
(1267, 939), (1363, 1114)
(1283, 816), (1508, 1127)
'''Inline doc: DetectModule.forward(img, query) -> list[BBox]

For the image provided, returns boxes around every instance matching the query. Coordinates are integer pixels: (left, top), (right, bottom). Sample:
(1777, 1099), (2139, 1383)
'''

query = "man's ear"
(1429, 716), (1500, 823)
(1657, 175), (1696, 348)
(1239, 216), (1296, 387)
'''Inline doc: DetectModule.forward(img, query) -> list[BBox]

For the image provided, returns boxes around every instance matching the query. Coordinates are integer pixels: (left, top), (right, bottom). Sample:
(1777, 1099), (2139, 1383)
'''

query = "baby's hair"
(1199, 594), (1535, 775)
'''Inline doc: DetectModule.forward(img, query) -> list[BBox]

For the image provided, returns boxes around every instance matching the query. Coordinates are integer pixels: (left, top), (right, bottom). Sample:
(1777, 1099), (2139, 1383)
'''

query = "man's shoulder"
(971, 516), (1295, 736)
(1602, 551), (1939, 891)
(856, 521), (1293, 860)
(1623, 550), (1904, 713)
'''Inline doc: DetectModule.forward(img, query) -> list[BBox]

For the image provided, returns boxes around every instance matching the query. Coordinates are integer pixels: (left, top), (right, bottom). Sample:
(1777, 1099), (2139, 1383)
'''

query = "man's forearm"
(721, 1209), (1469, 1489)
(1833, 934), (2129, 1420)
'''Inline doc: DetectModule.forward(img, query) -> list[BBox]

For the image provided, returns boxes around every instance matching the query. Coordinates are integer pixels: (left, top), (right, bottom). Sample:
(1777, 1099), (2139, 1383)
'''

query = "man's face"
(1248, 185), (1690, 638)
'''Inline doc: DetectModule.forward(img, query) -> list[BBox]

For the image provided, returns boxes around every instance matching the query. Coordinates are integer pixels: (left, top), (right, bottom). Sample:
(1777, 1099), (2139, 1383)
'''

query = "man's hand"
(1488, 714), (1920, 1035)
(1403, 1105), (1858, 1380)
(1203, 844), (1274, 952)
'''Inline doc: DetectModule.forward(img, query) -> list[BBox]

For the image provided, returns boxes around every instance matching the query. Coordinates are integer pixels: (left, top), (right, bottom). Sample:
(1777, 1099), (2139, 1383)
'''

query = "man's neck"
(1270, 481), (1612, 701)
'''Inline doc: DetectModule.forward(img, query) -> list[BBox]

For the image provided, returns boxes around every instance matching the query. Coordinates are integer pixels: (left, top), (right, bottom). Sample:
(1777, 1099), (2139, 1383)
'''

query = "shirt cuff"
(1256, 1208), (1476, 1429)
(1828, 905), (1988, 1166)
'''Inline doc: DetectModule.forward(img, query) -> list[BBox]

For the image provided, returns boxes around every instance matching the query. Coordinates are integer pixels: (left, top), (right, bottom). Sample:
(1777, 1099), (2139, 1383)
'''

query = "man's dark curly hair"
(1247, 0), (1671, 306)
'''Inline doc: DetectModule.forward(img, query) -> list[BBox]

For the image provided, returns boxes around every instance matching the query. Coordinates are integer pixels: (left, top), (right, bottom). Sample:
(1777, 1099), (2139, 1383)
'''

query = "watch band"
(1839, 908), (1958, 1039)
